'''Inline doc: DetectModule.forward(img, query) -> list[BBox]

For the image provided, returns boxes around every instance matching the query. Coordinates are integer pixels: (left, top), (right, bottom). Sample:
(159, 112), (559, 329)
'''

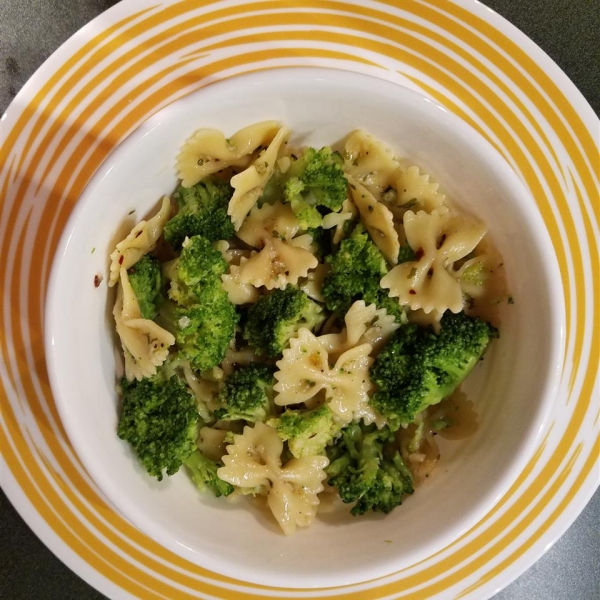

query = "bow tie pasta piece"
(215, 240), (260, 305)
(221, 257), (261, 305)
(299, 263), (330, 303)
(319, 300), (400, 357)
(331, 196), (359, 244)
(344, 130), (400, 197)
(236, 235), (318, 291)
(181, 362), (219, 421)
(395, 166), (446, 212)
(109, 196), (171, 286)
(273, 328), (330, 405)
(217, 422), (329, 535)
(380, 207), (487, 314)
(274, 328), (373, 424)
(176, 121), (281, 188)
(348, 177), (400, 265)
(236, 201), (301, 248)
(326, 343), (375, 423)
(228, 126), (292, 230)
(268, 460), (328, 535)
(113, 267), (175, 381)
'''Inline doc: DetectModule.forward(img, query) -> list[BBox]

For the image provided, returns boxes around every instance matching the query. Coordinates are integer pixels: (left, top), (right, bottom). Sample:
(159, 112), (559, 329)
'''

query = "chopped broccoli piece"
(183, 449), (234, 497)
(117, 373), (198, 480)
(326, 422), (413, 516)
(307, 226), (333, 261)
(214, 364), (275, 422)
(321, 226), (404, 322)
(283, 147), (348, 227)
(127, 255), (164, 320)
(268, 404), (340, 458)
(289, 195), (323, 229)
(164, 178), (235, 249)
(164, 235), (228, 306)
(397, 243), (417, 264)
(160, 291), (238, 372)
(370, 311), (498, 430)
(159, 234), (239, 371)
(459, 261), (487, 286)
(243, 286), (325, 357)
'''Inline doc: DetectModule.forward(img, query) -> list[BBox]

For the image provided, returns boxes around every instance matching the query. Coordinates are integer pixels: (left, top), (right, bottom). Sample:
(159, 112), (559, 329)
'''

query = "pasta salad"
(109, 122), (506, 535)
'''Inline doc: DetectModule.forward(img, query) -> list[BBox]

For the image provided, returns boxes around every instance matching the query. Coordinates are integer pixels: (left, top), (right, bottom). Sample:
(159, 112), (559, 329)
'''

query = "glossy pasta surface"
(109, 123), (506, 535)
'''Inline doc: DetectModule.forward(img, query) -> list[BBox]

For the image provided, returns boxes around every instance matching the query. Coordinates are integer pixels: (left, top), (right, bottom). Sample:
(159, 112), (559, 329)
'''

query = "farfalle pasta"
(274, 328), (374, 424)
(228, 126), (291, 229)
(381, 207), (487, 314)
(176, 120), (281, 188)
(235, 234), (318, 291)
(108, 196), (171, 286)
(217, 422), (329, 535)
(110, 122), (505, 535)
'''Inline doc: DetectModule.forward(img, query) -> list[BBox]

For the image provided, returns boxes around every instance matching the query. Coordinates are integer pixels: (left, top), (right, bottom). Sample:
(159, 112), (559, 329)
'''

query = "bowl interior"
(45, 68), (563, 588)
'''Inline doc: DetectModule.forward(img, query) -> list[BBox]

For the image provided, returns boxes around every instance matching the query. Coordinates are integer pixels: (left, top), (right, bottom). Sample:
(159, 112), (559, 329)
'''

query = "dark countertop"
(1, 1), (598, 599)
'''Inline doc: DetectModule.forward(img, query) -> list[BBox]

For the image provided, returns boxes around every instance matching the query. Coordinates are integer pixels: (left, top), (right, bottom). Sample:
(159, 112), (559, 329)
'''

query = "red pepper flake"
(409, 289), (416, 295)
(118, 255), (124, 265)
(94, 274), (103, 288)
(135, 230), (142, 238)
(415, 247), (424, 260)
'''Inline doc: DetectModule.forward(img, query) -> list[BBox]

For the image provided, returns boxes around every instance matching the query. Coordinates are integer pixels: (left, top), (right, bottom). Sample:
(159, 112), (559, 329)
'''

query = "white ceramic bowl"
(45, 68), (563, 588)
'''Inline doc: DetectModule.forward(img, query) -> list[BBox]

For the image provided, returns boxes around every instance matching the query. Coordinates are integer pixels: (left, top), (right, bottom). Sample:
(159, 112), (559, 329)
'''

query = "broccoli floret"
(214, 364), (275, 422)
(117, 373), (198, 481)
(164, 178), (235, 249)
(268, 405), (340, 458)
(159, 235), (238, 371)
(370, 311), (498, 430)
(243, 286), (325, 357)
(160, 290), (238, 372)
(307, 226), (333, 261)
(326, 422), (413, 516)
(459, 261), (487, 286)
(397, 243), (417, 264)
(127, 255), (164, 320)
(283, 147), (348, 227)
(164, 235), (228, 306)
(183, 449), (234, 497)
(321, 226), (404, 322)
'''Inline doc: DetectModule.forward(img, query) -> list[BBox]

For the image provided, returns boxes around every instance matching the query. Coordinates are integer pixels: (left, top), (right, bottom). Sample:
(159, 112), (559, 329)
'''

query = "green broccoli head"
(321, 226), (404, 322)
(214, 363), (275, 422)
(243, 286), (325, 358)
(306, 226), (333, 261)
(283, 147), (348, 227)
(289, 196), (323, 229)
(459, 261), (487, 286)
(183, 449), (234, 497)
(370, 311), (498, 430)
(397, 243), (417, 264)
(268, 404), (341, 458)
(127, 255), (164, 320)
(165, 235), (228, 306)
(117, 373), (198, 480)
(164, 178), (235, 249)
(160, 288), (239, 372)
(326, 422), (413, 516)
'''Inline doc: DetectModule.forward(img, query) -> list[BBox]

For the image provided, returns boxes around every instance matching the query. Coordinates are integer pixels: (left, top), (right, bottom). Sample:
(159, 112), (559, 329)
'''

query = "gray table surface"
(1, 1), (598, 598)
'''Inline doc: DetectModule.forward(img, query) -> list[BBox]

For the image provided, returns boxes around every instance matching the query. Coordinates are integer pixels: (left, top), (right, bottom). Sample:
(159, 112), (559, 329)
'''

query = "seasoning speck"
(94, 274), (103, 288)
